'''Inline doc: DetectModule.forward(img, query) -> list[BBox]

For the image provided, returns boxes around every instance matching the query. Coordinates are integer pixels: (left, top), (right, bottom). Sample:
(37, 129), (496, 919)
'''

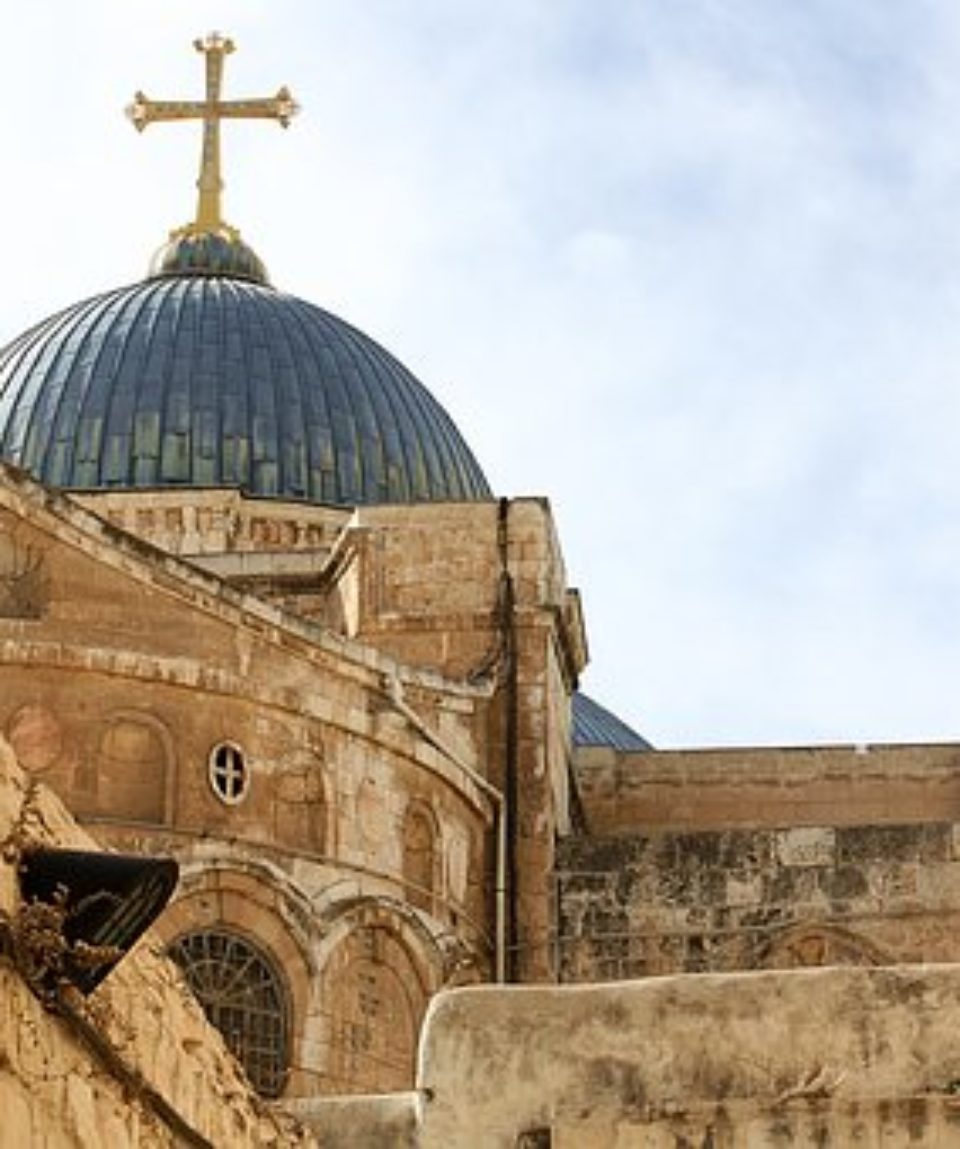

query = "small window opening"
(208, 741), (249, 805)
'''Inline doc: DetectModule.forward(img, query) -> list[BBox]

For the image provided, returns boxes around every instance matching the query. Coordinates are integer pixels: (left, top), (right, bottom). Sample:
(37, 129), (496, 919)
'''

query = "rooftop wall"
(576, 742), (960, 834)
(563, 744), (960, 982)
(417, 969), (960, 1147)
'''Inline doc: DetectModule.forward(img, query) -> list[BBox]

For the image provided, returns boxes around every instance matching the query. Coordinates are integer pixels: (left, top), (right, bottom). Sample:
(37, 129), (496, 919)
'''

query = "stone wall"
(75, 478), (590, 987)
(558, 821), (960, 980)
(416, 969), (960, 1147)
(0, 734), (314, 1148)
(0, 467), (494, 1096)
(575, 742), (960, 835)
(269, 494), (587, 983)
(561, 743), (960, 981)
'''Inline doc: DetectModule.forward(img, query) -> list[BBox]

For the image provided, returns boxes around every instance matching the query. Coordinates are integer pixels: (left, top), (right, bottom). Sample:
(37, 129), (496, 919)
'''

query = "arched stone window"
(402, 801), (438, 914)
(322, 923), (427, 1094)
(96, 711), (173, 821)
(169, 929), (290, 1097)
(761, 923), (891, 970)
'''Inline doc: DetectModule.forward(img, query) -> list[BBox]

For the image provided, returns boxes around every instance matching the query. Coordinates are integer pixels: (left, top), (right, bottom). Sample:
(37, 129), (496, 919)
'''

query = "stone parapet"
(576, 742), (960, 835)
(416, 969), (960, 1147)
(74, 488), (350, 557)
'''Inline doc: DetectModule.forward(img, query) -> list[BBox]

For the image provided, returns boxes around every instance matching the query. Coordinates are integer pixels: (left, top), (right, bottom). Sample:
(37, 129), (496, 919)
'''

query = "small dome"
(0, 276), (490, 507)
(573, 692), (652, 751)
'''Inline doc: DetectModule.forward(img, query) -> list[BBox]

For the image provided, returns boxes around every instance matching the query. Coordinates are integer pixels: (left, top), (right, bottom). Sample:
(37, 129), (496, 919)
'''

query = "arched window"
(761, 923), (889, 971)
(402, 802), (438, 913)
(97, 713), (172, 821)
(323, 924), (426, 1094)
(168, 930), (289, 1097)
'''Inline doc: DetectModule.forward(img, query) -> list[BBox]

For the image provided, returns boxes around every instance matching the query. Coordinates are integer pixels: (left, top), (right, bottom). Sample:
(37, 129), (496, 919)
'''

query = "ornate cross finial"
(127, 32), (298, 238)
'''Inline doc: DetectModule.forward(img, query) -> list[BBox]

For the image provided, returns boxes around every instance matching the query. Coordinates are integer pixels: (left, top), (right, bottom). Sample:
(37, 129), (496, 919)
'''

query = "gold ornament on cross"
(127, 32), (299, 239)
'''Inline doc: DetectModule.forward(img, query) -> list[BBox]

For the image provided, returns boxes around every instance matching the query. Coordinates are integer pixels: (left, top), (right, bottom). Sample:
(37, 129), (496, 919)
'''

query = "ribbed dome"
(572, 692), (652, 751)
(0, 276), (490, 506)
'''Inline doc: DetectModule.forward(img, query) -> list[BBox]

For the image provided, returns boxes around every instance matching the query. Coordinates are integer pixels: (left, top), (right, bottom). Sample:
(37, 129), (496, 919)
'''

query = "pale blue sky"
(3, 2), (960, 747)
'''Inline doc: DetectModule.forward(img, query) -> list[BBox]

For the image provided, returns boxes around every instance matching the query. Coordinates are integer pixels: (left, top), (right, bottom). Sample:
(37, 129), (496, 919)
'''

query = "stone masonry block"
(776, 826), (836, 867)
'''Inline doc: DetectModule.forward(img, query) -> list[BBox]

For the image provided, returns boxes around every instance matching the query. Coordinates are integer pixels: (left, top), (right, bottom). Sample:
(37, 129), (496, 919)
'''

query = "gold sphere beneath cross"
(149, 228), (269, 285)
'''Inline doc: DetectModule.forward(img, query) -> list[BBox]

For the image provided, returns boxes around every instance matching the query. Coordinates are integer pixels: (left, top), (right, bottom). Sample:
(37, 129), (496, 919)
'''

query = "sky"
(3, 2), (960, 748)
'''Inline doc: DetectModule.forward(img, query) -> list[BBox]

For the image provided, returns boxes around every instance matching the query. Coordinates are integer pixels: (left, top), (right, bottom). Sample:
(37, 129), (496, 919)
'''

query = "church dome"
(0, 32), (490, 508)
(0, 275), (491, 506)
(573, 691), (652, 751)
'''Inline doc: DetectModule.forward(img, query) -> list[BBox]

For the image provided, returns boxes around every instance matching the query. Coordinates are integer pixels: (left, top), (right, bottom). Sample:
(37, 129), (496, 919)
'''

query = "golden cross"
(127, 32), (298, 236)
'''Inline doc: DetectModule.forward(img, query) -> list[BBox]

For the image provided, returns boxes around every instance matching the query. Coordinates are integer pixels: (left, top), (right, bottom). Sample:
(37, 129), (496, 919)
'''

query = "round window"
(208, 741), (249, 805)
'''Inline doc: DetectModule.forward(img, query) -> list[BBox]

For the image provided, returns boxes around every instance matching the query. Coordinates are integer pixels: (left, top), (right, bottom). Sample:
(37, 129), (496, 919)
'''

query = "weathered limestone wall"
(339, 499), (579, 675)
(0, 467), (493, 1095)
(285, 1093), (421, 1148)
(242, 493), (587, 983)
(0, 735), (314, 1148)
(417, 969), (960, 1147)
(0, 469), (494, 941)
(576, 743), (960, 835)
(558, 821), (960, 980)
(561, 743), (960, 980)
(77, 480), (590, 986)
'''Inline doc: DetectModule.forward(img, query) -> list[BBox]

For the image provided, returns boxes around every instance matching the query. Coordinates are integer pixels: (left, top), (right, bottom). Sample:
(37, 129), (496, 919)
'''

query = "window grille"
(169, 930), (288, 1097)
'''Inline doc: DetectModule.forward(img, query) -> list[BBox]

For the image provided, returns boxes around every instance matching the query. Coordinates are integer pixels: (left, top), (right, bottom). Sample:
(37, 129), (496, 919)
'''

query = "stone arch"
(760, 922), (893, 970)
(168, 927), (291, 1098)
(317, 900), (441, 1095)
(155, 860), (315, 1095)
(402, 799), (440, 914)
(92, 709), (175, 822)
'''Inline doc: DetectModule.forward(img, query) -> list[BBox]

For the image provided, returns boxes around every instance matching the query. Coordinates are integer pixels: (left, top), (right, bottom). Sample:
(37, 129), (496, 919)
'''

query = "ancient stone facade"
(0, 462), (585, 1104)
(559, 743), (960, 982)
(10, 705), (960, 1148)
(12, 446), (960, 1148)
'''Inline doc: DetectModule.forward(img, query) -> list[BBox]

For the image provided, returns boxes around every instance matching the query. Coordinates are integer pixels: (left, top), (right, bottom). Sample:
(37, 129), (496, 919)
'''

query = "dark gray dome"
(0, 276), (490, 507)
(573, 692), (652, 751)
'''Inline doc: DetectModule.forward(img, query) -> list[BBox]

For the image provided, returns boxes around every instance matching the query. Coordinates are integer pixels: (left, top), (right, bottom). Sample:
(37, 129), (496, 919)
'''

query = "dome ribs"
(0, 277), (491, 508)
(131, 278), (186, 486)
(0, 302), (85, 478)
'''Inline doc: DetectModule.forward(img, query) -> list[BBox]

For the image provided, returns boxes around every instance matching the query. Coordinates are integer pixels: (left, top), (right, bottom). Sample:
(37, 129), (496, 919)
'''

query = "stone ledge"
(284, 1092), (421, 1148)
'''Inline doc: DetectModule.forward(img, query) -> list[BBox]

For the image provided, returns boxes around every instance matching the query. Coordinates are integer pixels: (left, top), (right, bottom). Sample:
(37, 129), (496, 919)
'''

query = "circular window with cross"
(208, 741), (249, 805)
